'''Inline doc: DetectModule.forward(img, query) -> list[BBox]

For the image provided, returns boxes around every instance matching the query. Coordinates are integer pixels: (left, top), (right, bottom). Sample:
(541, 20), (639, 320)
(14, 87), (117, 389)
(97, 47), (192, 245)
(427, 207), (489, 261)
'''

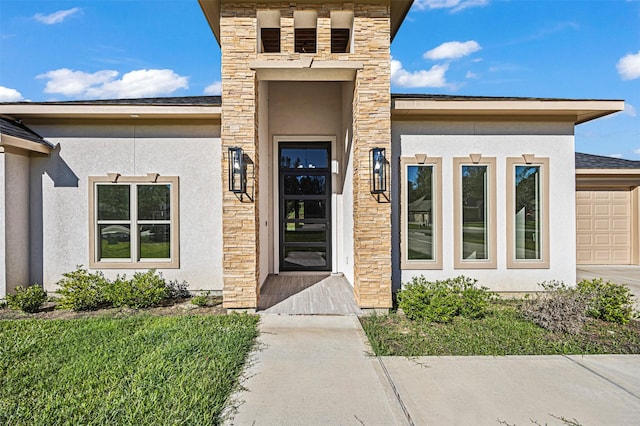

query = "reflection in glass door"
(279, 142), (331, 271)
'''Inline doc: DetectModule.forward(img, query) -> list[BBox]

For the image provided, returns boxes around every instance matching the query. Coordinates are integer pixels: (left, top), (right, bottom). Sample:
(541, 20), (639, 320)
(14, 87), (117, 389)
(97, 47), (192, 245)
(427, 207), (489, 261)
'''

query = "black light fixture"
(228, 147), (245, 194)
(370, 147), (386, 194)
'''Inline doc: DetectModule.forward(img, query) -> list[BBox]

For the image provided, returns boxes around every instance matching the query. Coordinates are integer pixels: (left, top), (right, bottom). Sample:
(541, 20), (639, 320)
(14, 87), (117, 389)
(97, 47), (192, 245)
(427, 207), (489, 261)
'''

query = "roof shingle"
(0, 117), (52, 147)
(576, 152), (640, 169)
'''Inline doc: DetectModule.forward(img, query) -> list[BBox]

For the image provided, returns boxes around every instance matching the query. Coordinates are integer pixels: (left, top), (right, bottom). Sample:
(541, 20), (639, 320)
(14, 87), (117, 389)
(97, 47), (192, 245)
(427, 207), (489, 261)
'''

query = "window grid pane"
(97, 185), (130, 220)
(461, 165), (488, 260)
(94, 181), (175, 263)
(515, 165), (541, 260)
(99, 224), (131, 259)
(407, 165), (434, 261)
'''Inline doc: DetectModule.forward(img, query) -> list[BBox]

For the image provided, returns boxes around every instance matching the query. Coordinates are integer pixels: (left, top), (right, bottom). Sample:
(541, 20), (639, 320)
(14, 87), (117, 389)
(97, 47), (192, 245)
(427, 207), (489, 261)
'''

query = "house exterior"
(0, 0), (625, 309)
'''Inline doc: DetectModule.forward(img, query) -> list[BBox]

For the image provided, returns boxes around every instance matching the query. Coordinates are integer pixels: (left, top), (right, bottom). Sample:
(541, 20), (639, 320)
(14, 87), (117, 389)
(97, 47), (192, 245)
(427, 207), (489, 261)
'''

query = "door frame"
(272, 135), (337, 274)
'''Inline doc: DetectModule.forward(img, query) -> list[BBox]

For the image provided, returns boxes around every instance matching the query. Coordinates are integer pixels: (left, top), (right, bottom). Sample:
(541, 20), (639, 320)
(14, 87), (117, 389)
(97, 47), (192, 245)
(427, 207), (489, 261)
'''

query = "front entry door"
(279, 142), (331, 271)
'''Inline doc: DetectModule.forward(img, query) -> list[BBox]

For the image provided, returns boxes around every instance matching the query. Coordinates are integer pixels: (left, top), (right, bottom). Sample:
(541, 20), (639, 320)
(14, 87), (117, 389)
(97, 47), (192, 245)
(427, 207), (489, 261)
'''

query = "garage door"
(576, 190), (631, 264)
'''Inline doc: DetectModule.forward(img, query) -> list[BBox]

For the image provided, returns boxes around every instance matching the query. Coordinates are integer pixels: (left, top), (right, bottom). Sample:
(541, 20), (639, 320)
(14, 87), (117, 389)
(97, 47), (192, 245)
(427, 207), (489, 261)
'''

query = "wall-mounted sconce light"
(228, 147), (245, 194)
(370, 147), (386, 194)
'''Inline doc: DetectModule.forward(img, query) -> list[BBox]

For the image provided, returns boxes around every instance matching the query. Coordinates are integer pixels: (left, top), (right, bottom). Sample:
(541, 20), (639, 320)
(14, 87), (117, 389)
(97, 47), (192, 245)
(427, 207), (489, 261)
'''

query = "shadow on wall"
(30, 144), (79, 285)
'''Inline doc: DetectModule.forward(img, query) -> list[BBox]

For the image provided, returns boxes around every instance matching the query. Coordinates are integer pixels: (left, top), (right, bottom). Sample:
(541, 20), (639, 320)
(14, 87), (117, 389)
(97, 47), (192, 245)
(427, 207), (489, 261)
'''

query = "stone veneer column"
(220, 6), (260, 309)
(351, 4), (392, 308)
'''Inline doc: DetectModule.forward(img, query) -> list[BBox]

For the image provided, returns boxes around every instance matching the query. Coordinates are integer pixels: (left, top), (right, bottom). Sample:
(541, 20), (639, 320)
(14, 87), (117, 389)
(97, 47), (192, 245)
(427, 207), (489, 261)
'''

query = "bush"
(57, 267), (109, 311)
(166, 279), (190, 299)
(577, 278), (635, 324)
(6, 285), (47, 313)
(520, 281), (588, 334)
(191, 292), (210, 307)
(105, 270), (168, 308)
(396, 276), (494, 323)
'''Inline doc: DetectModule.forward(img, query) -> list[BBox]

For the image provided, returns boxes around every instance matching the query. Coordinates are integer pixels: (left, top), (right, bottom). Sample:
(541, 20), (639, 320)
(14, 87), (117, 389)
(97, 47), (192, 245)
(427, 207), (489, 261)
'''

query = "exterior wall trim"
(453, 156), (497, 269)
(505, 156), (550, 269)
(88, 174), (180, 269)
(400, 155), (443, 270)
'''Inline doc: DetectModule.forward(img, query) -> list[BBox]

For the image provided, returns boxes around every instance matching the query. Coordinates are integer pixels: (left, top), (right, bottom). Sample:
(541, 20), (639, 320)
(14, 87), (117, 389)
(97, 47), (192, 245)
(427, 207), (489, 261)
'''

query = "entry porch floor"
(258, 273), (362, 315)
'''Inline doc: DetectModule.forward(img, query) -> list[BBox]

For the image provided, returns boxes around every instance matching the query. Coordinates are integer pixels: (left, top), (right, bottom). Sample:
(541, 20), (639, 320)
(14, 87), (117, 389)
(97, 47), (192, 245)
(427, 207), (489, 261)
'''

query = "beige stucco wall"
(27, 120), (223, 292)
(268, 81), (347, 275)
(0, 149), (31, 296)
(393, 120), (577, 292)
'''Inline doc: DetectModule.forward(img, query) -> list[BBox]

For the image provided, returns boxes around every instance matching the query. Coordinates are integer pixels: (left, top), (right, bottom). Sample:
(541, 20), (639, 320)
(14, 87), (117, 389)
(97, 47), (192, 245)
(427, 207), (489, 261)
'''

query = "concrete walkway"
(224, 315), (406, 425)
(225, 315), (640, 426)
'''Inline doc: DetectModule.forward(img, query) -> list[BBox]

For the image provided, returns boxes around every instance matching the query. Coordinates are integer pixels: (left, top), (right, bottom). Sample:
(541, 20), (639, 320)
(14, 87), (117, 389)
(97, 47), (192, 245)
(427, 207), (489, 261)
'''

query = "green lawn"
(361, 302), (640, 356)
(0, 314), (259, 425)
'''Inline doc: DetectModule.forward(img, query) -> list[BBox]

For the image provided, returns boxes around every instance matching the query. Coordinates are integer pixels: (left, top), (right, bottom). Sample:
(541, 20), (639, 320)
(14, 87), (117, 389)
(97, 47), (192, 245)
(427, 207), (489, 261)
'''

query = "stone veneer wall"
(220, 4), (260, 308)
(350, 4), (392, 308)
(219, 1), (392, 309)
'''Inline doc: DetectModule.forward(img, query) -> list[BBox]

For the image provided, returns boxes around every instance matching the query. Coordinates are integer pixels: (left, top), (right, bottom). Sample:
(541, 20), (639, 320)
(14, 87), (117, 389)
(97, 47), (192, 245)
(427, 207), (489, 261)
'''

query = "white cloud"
(424, 40), (481, 60)
(465, 71), (479, 79)
(609, 153), (623, 158)
(0, 86), (24, 102)
(37, 68), (189, 99)
(413, 0), (489, 13)
(617, 51), (640, 80)
(34, 8), (80, 25)
(634, 148), (640, 155)
(624, 102), (637, 117)
(204, 81), (222, 95)
(391, 59), (448, 88)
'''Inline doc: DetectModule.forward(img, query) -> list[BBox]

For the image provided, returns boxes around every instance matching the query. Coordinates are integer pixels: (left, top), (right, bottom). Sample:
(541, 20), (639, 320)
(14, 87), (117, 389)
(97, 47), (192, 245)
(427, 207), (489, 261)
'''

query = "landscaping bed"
(361, 276), (640, 357)
(0, 313), (258, 426)
(361, 302), (640, 356)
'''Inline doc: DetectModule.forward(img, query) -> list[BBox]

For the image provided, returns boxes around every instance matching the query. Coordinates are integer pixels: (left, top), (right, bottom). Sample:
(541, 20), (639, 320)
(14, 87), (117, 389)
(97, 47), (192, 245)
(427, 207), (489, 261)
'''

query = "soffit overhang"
(198, 0), (413, 45)
(0, 133), (52, 155)
(392, 98), (625, 125)
(576, 169), (640, 191)
(0, 104), (222, 120)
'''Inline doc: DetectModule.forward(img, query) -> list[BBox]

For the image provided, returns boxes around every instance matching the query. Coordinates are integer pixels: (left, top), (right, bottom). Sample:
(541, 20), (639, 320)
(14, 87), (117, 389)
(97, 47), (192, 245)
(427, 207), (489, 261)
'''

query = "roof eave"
(0, 133), (52, 155)
(0, 104), (222, 120)
(198, 0), (413, 46)
(392, 99), (625, 124)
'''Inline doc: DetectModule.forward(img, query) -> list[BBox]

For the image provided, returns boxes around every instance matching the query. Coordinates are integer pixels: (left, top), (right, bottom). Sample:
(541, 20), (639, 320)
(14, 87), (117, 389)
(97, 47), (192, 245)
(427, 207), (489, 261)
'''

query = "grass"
(0, 314), (259, 425)
(361, 301), (640, 356)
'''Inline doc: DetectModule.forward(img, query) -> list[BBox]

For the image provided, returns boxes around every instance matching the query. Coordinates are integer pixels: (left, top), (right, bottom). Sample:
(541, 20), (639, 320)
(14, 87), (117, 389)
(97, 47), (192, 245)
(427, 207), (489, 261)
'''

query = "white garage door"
(576, 190), (631, 264)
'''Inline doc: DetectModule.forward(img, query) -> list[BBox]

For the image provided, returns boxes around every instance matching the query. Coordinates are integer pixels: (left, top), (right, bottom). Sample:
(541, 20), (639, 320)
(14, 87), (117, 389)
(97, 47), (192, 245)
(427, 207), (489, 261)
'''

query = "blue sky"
(1, 0), (639, 158)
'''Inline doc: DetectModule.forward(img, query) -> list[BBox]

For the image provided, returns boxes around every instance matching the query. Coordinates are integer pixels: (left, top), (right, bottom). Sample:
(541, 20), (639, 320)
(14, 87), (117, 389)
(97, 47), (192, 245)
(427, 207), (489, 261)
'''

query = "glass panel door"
(279, 142), (331, 271)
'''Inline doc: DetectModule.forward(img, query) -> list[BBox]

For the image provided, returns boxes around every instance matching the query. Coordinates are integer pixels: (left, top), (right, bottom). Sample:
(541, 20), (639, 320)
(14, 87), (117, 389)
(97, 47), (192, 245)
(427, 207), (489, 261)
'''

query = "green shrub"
(396, 276), (494, 323)
(6, 285), (47, 313)
(520, 281), (588, 334)
(191, 292), (210, 307)
(57, 267), (109, 311)
(166, 279), (190, 299)
(577, 278), (635, 324)
(105, 270), (168, 308)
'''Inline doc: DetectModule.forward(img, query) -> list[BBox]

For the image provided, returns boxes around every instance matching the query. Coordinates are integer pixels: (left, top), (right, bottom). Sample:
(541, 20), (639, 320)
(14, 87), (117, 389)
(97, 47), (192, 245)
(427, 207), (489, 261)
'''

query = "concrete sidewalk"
(224, 315), (640, 426)
(224, 315), (407, 425)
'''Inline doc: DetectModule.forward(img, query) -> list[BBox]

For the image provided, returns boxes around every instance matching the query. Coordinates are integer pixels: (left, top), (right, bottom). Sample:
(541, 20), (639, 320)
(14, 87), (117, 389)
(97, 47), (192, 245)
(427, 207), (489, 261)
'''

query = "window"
(89, 174), (179, 268)
(257, 10), (280, 53)
(294, 11), (317, 53)
(401, 156), (442, 269)
(330, 11), (353, 53)
(453, 156), (496, 269)
(506, 156), (549, 268)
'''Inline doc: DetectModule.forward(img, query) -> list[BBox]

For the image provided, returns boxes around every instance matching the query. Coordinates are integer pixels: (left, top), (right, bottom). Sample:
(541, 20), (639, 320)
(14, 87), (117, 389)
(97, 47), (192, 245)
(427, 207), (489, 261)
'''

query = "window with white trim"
(506, 156), (550, 268)
(453, 156), (497, 269)
(89, 175), (179, 268)
(401, 156), (442, 269)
